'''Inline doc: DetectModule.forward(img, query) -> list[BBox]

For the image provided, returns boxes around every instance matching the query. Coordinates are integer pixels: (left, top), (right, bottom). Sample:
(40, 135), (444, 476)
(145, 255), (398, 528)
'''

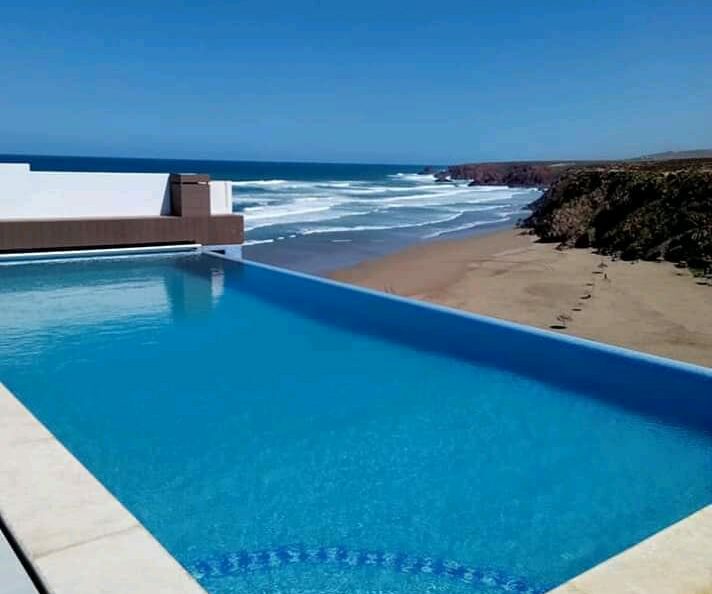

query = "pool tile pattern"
(191, 544), (548, 593)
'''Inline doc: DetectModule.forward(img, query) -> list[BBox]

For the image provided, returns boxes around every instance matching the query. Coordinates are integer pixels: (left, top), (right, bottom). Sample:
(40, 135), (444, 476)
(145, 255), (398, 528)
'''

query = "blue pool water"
(0, 253), (710, 593)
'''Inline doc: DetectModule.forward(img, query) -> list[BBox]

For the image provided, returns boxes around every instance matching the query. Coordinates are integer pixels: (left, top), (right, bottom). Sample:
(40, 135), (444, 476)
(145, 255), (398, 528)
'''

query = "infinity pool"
(0, 253), (710, 594)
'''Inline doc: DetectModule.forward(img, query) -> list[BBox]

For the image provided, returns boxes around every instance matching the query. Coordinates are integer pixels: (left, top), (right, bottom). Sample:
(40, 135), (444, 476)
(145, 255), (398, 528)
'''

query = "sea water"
(0, 154), (539, 272)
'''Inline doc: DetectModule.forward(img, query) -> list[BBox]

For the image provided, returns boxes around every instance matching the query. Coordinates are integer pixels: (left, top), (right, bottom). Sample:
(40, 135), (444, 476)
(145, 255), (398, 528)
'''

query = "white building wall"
(209, 180), (233, 215)
(0, 163), (231, 219)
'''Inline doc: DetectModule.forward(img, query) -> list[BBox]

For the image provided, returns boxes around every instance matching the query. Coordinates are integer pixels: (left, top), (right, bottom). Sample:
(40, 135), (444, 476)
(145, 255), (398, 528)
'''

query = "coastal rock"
(448, 151), (712, 189)
(449, 162), (578, 188)
(521, 159), (712, 267)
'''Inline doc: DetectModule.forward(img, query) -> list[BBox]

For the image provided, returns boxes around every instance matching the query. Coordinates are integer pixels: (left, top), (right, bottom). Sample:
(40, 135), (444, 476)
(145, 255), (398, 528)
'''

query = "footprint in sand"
(550, 312), (572, 330)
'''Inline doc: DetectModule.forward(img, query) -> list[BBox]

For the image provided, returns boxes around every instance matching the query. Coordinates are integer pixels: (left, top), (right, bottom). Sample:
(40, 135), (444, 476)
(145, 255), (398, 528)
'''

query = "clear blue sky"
(1, 1), (710, 164)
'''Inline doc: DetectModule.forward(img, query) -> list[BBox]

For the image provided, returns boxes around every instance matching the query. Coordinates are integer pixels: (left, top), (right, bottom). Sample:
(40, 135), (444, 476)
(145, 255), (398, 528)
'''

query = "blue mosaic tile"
(189, 544), (548, 593)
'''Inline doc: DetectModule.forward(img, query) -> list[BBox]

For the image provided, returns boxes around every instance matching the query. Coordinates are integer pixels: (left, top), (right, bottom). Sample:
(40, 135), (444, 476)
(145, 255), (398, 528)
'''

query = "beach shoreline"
(330, 227), (712, 368)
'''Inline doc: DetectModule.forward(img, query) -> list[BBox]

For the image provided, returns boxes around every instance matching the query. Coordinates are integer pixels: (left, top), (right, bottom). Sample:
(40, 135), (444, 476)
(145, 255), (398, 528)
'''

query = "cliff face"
(447, 152), (712, 188)
(447, 162), (578, 187)
(522, 160), (712, 266)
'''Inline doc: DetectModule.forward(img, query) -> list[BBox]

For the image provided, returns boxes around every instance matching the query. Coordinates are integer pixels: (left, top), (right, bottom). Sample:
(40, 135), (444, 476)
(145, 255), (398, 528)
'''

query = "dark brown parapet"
(0, 214), (244, 253)
(169, 173), (211, 217)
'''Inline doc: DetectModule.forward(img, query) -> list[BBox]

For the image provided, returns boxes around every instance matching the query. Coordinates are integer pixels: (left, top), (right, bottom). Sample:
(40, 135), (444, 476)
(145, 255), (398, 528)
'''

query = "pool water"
(0, 254), (710, 594)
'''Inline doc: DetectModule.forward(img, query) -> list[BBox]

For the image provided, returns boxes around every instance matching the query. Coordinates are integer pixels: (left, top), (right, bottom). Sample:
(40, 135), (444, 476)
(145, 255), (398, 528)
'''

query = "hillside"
(634, 149), (712, 161)
(446, 161), (583, 187)
(445, 150), (712, 188)
(521, 159), (712, 268)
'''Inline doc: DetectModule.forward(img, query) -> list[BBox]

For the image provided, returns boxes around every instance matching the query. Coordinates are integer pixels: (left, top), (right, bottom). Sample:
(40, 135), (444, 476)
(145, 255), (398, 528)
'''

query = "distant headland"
(424, 151), (712, 270)
(420, 149), (712, 189)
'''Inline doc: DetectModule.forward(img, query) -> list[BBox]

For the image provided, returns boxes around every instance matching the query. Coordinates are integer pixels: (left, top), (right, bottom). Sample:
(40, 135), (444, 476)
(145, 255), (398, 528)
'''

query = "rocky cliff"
(446, 150), (712, 188)
(521, 159), (712, 267)
(447, 162), (582, 187)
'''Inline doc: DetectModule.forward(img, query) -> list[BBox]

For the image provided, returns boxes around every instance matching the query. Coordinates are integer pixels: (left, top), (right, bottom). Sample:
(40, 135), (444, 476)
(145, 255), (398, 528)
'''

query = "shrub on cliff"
(522, 165), (712, 267)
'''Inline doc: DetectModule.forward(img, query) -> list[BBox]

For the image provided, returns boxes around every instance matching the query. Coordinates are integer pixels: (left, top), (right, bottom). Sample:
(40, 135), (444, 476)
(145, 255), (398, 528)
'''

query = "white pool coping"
(548, 504), (712, 594)
(0, 383), (206, 594)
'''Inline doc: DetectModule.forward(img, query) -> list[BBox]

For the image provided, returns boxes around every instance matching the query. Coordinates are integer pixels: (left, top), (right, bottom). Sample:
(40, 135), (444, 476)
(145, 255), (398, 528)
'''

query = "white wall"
(209, 180), (233, 215)
(0, 163), (232, 219)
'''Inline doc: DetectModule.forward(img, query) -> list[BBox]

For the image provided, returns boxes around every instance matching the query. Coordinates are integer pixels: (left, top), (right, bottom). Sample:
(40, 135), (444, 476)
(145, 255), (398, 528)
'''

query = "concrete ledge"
(0, 383), (206, 594)
(547, 505), (712, 594)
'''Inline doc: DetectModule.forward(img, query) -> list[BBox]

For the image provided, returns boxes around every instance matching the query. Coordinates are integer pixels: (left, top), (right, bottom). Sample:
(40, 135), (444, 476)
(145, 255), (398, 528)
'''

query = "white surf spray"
(233, 173), (539, 244)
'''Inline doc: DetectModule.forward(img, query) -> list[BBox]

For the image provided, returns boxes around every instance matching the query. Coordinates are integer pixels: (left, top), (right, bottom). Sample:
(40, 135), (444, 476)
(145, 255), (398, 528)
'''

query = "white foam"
(422, 221), (493, 239)
(423, 211), (519, 239)
(232, 197), (274, 205)
(390, 172), (437, 183)
(379, 187), (513, 207)
(244, 201), (372, 231)
(231, 179), (290, 187)
(245, 204), (332, 221)
(243, 238), (276, 246)
(339, 186), (404, 195)
(465, 184), (513, 191)
(234, 172), (540, 242)
(299, 211), (464, 236)
(232, 179), (375, 192)
(244, 208), (333, 232)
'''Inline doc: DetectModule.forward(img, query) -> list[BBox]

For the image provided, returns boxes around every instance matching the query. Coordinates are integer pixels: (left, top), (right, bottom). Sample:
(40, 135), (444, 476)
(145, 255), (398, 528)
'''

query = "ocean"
(0, 155), (541, 273)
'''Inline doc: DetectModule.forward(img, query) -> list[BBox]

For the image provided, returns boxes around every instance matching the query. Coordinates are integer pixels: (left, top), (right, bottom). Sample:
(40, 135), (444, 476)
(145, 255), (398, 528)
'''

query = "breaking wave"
(232, 172), (539, 248)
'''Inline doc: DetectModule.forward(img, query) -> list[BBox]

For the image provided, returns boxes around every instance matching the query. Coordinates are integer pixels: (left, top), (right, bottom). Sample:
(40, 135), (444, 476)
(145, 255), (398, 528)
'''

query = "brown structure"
(0, 174), (243, 253)
(170, 174), (211, 217)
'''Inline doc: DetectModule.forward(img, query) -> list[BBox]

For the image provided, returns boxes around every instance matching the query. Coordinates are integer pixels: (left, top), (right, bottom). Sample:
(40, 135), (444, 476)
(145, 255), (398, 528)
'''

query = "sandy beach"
(331, 228), (712, 368)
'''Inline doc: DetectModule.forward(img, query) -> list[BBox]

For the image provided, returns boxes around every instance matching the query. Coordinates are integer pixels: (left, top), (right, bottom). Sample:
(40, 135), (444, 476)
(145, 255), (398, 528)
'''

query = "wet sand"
(330, 228), (712, 368)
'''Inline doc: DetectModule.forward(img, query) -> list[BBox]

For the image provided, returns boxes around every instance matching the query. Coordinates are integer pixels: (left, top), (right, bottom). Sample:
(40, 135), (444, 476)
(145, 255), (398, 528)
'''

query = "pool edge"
(210, 253), (712, 593)
(546, 504), (712, 594)
(0, 382), (207, 594)
(2, 371), (709, 594)
(210, 252), (712, 378)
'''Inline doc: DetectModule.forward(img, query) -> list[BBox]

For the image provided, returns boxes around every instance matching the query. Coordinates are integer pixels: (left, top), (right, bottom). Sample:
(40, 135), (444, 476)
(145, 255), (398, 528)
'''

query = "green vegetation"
(522, 160), (712, 270)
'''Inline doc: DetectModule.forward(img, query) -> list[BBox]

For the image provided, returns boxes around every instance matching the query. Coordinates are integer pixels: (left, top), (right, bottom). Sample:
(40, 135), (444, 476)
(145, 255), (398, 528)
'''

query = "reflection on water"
(165, 259), (225, 320)
(0, 254), (225, 344)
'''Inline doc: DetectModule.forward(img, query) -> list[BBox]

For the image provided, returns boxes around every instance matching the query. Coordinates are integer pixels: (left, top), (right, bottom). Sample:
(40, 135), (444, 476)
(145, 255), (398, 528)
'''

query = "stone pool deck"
(0, 383), (206, 594)
(0, 380), (710, 594)
(548, 504), (712, 594)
